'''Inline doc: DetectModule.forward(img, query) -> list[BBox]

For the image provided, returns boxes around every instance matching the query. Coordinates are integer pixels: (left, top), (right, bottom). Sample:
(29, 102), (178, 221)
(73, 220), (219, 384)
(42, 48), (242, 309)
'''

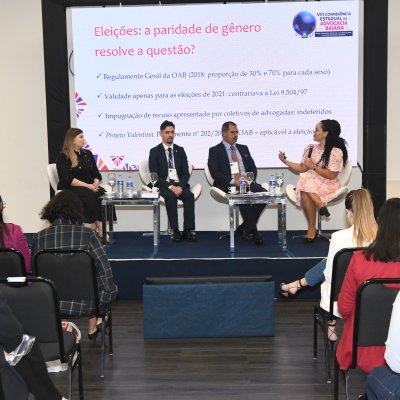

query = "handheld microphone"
(307, 145), (314, 158)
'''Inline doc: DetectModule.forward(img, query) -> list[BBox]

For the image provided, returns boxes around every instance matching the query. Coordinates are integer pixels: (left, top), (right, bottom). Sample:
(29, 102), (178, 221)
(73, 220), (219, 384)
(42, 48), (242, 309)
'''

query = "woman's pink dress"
(295, 144), (343, 206)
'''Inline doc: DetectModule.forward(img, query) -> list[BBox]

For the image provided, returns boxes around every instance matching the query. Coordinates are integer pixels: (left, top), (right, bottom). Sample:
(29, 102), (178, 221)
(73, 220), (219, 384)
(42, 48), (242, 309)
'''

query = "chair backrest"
(33, 249), (99, 315)
(0, 248), (26, 278)
(351, 278), (400, 367)
(47, 163), (59, 192)
(204, 163), (213, 186)
(329, 247), (365, 316)
(337, 159), (353, 187)
(139, 159), (193, 186)
(0, 277), (67, 362)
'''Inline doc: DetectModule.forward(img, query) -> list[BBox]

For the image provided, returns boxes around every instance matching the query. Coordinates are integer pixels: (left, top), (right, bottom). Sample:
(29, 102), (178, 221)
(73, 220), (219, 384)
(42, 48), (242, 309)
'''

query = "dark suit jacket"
(148, 143), (190, 189)
(0, 290), (24, 352)
(208, 142), (258, 192)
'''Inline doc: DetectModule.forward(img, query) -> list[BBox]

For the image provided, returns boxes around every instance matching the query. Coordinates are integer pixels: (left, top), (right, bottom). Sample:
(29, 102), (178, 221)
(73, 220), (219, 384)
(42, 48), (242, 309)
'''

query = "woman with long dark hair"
(337, 198), (400, 374)
(279, 119), (348, 241)
(0, 195), (31, 273)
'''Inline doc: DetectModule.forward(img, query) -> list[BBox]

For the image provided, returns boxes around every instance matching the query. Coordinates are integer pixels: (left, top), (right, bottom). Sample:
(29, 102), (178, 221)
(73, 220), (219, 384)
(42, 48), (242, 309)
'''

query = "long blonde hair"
(346, 188), (377, 246)
(61, 128), (83, 168)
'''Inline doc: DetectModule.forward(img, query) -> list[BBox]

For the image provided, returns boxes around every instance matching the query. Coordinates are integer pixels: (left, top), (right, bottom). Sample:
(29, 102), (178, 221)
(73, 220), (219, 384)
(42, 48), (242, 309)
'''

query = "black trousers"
(238, 182), (267, 233)
(159, 186), (195, 230)
(66, 187), (116, 224)
(14, 342), (62, 400)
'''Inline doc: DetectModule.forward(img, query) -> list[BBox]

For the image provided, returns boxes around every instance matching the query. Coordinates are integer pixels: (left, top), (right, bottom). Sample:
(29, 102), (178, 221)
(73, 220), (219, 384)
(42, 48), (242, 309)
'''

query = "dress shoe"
(182, 229), (196, 242)
(87, 330), (99, 341)
(241, 230), (254, 241)
(253, 232), (264, 245)
(171, 229), (182, 242)
(304, 231), (318, 243)
(319, 206), (330, 217)
(235, 223), (245, 236)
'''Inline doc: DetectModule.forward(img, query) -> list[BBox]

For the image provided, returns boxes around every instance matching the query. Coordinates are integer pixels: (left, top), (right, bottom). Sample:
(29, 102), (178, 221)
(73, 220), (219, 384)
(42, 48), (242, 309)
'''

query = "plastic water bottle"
(269, 174), (276, 195)
(239, 176), (247, 194)
(126, 175), (134, 197)
(117, 174), (124, 196)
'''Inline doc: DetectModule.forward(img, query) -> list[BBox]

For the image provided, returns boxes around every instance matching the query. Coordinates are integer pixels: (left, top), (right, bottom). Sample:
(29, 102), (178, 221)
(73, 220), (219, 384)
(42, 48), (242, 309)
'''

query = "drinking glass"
(108, 173), (116, 194)
(275, 172), (284, 194)
(246, 172), (254, 194)
(150, 172), (158, 191)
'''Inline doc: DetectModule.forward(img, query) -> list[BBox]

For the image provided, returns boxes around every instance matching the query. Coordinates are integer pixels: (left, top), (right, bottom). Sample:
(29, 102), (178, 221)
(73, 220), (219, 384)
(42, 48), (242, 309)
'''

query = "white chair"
(46, 163), (61, 194)
(138, 160), (202, 235)
(286, 159), (353, 240)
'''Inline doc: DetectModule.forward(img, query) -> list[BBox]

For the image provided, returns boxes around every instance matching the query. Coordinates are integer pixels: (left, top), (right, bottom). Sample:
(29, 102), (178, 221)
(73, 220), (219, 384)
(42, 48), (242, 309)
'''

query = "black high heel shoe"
(319, 206), (330, 217)
(304, 231), (318, 243)
(279, 280), (304, 298)
(87, 330), (99, 341)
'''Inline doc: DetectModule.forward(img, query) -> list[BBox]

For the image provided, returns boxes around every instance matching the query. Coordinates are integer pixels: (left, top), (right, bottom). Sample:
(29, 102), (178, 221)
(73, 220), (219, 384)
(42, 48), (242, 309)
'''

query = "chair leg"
(77, 346), (84, 400)
(321, 317), (332, 383)
(66, 358), (73, 400)
(100, 321), (106, 379)
(333, 357), (340, 400)
(344, 370), (351, 400)
(108, 310), (113, 356)
(317, 212), (331, 241)
(313, 306), (318, 359)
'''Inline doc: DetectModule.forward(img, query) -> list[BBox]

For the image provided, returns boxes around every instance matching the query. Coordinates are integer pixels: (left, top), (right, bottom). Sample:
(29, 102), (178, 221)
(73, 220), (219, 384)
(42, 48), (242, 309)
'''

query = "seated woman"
(0, 194), (31, 274)
(337, 198), (400, 374)
(278, 119), (348, 241)
(366, 292), (400, 400)
(31, 191), (118, 340)
(0, 289), (67, 400)
(280, 189), (377, 341)
(56, 127), (110, 238)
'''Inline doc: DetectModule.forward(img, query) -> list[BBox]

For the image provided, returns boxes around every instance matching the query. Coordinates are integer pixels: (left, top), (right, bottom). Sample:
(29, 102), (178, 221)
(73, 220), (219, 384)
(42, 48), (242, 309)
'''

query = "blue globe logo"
(293, 11), (316, 37)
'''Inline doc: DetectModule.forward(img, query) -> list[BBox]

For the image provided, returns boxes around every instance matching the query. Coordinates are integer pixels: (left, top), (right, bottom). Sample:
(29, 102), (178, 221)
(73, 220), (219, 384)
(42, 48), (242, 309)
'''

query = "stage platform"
(105, 230), (330, 300)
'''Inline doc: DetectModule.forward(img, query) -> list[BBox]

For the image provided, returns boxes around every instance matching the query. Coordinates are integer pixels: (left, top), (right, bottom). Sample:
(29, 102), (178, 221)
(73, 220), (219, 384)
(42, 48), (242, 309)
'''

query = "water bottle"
(269, 173), (276, 195)
(126, 175), (134, 197)
(239, 176), (247, 195)
(117, 174), (124, 196)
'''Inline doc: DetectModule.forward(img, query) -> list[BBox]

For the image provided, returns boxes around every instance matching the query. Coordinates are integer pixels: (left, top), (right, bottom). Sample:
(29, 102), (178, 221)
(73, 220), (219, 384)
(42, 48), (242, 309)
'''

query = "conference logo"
(75, 92), (87, 118)
(293, 11), (316, 38)
(293, 10), (354, 38)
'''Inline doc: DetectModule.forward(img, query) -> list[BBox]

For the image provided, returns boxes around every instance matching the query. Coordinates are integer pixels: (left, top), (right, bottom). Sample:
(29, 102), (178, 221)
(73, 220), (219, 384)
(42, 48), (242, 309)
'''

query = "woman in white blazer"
(280, 188), (377, 340)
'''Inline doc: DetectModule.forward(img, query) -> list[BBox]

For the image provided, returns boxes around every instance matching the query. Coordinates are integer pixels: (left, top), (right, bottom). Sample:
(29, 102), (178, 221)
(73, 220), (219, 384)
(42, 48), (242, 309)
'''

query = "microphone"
(307, 145), (314, 158)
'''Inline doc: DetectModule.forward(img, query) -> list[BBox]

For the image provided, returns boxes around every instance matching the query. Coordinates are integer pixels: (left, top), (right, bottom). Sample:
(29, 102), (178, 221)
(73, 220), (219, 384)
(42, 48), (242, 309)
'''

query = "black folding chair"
(333, 278), (400, 400)
(0, 276), (83, 400)
(0, 248), (26, 278)
(33, 249), (113, 379)
(313, 247), (365, 383)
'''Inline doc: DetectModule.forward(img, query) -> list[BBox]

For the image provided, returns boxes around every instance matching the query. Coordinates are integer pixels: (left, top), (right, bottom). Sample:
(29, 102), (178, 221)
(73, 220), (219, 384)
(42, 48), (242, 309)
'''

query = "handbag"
(0, 345), (28, 400)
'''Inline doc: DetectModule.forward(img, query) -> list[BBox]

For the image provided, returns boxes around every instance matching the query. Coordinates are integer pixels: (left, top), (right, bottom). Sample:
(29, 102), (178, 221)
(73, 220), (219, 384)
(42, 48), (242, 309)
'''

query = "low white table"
(101, 192), (160, 247)
(227, 192), (286, 252)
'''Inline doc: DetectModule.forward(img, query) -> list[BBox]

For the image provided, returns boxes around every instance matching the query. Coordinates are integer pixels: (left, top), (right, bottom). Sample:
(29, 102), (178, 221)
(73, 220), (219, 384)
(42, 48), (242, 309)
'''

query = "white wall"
(0, 0), (395, 234)
(0, 0), (49, 233)
(387, 0), (400, 198)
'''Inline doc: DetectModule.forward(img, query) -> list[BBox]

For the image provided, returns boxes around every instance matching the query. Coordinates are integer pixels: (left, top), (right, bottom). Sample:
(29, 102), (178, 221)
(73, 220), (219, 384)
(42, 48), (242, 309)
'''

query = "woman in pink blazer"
(0, 194), (31, 273)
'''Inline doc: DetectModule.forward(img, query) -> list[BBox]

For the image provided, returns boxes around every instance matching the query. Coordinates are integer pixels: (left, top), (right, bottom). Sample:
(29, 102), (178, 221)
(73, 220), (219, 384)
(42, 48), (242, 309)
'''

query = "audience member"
(0, 194), (31, 274)
(208, 121), (267, 245)
(148, 120), (196, 242)
(366, 292), (400, 399)
(337, 197), (400, 373)
(280, 189), (377, 340)
(0, 289), (66, 400)
(279, 119), (348, 242)
(31, 191), (118, 340)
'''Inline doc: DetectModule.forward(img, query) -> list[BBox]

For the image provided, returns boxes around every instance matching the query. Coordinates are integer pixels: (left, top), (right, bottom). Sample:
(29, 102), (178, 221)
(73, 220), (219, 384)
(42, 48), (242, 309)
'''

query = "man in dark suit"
(149, 120), (196, 242)
(208, 121), (266, 245)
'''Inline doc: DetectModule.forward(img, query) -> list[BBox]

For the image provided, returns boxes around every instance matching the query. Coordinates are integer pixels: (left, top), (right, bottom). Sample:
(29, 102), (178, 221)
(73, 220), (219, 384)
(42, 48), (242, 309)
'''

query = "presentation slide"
(69, 1), (360, 171)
